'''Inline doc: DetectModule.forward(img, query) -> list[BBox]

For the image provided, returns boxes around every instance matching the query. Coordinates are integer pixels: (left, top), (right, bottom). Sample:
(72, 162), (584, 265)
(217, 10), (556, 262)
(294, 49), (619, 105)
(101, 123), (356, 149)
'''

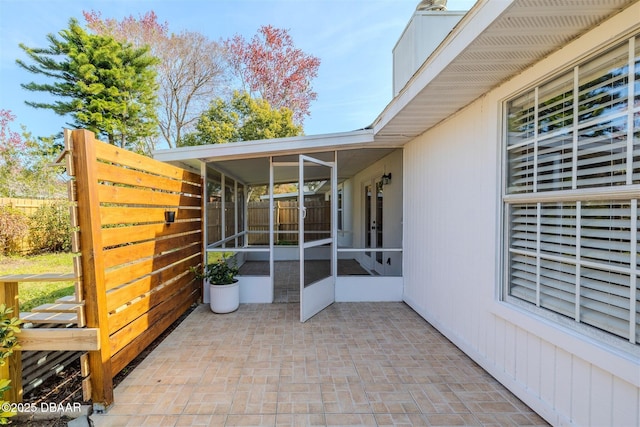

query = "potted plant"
(192, 257), (240, 313)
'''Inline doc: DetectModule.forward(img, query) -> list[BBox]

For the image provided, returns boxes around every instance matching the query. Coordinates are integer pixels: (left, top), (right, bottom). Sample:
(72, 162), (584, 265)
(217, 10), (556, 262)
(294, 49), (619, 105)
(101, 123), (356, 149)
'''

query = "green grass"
(0, 252), (75, 312)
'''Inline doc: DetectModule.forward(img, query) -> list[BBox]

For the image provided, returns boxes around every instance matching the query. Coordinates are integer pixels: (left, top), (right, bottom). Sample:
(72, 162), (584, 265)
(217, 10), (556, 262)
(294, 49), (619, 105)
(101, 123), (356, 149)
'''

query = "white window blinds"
(505, 36), (640, 346)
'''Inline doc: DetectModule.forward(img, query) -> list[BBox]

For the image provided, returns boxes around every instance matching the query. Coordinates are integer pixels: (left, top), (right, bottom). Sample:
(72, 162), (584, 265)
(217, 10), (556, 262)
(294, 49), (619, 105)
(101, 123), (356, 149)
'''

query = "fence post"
(0, 281), (22, 403)
(70, 129), (114, 409)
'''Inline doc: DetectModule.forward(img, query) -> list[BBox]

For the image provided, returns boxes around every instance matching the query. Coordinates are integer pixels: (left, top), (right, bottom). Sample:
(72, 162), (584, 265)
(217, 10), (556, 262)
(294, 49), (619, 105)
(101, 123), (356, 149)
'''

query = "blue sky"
(0, 0), (474, 148)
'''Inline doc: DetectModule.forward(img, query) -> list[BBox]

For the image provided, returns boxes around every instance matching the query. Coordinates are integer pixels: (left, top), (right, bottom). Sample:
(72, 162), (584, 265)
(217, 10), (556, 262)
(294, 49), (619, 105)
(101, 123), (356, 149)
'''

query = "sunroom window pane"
(580, 267), (631, 339)
(578, 44), (628, 122)
(581, 201), (631, 268)
(540, 203), (577, 258)
(510, 204), (537, 252)
(507, 90), (536, 146)
(539, 258), (575, 318)
(576, 116), (627, 188)
(537, 133), (573, 191)
(538, 72), (573, 135)
(509, 253), (537, 304)
(508, 144), (535, 193)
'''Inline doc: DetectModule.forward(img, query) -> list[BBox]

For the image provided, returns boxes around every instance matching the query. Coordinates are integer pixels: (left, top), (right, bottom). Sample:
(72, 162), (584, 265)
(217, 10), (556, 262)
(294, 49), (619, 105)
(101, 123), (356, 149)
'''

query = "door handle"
(301, 207), (307, 219)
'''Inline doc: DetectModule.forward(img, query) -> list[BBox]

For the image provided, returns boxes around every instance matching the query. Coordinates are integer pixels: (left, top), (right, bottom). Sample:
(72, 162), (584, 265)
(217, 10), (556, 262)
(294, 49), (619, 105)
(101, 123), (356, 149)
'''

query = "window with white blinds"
(504, 35), (640, 347)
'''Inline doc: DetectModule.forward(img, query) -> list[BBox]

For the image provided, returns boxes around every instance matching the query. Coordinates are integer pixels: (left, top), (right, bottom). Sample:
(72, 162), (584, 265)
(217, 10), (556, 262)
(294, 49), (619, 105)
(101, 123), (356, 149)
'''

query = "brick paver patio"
(92, 302), (548, 426)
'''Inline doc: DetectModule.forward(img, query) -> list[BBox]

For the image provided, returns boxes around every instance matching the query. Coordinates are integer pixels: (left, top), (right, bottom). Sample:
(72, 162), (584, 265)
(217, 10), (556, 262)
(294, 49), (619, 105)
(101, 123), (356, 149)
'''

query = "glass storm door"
(299, 155), (336, 322)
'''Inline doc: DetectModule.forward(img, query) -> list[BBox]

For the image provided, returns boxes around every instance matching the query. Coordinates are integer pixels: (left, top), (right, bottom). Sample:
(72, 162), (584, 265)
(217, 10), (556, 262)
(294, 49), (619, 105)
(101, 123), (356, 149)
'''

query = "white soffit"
(372, 0), (638, 144)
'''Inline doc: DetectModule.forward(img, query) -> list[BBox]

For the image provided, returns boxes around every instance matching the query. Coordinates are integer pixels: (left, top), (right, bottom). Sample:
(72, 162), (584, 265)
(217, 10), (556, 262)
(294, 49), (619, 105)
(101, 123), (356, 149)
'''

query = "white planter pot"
(208, 279), (240, 313)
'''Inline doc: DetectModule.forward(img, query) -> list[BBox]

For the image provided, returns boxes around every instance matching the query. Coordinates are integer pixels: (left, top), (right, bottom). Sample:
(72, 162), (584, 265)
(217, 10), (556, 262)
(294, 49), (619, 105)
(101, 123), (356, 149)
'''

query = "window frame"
(501, 34), (640, 352)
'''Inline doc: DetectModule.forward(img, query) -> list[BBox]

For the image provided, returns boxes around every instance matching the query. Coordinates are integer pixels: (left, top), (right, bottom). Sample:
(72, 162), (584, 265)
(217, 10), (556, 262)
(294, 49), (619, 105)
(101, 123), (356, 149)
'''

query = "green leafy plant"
(0, 206), (28, 256)
(0, 304), (22, 424)
(191, 257), (239, 285)
(28, 201), (72, 253)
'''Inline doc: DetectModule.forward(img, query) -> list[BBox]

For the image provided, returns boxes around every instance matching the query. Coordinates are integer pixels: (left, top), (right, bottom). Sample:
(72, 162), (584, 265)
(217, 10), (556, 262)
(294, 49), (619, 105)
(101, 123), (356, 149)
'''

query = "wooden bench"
(0, 273), (99, 402)
(0, 273), (97, 349)
(0, 273), (80, 325)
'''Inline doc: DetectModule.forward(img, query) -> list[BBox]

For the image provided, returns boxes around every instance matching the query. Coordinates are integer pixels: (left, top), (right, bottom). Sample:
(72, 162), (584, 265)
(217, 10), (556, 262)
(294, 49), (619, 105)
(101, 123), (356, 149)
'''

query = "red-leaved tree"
(0, 109), (25, 197)
(0, 109), (24, 157)
(224, 25), (321, 126)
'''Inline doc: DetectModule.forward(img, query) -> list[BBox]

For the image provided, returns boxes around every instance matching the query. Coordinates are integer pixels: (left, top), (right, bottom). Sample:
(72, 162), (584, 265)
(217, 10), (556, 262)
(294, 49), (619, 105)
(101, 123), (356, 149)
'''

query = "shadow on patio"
(91, 302), (548, 426)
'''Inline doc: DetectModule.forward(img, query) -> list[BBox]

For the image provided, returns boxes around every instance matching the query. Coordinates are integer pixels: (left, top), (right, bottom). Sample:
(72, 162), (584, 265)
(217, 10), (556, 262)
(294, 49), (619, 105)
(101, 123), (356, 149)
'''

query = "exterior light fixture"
(381, 173), (392, 185)
(165, 210), (176, 224)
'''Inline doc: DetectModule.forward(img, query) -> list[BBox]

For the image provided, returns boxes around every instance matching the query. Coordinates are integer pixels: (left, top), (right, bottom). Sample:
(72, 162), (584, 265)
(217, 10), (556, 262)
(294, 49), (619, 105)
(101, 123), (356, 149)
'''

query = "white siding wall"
(402, 6), (640, 426)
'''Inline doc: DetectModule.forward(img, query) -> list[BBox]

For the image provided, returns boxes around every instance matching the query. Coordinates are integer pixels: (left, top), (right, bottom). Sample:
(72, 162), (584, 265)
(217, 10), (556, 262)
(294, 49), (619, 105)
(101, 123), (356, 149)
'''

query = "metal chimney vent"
(416, 0), (447, 11)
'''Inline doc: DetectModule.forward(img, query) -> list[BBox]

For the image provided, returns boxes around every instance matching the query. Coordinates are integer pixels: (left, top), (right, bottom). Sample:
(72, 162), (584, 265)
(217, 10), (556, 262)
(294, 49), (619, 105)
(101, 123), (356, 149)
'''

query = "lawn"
(0, 252), (75, 312)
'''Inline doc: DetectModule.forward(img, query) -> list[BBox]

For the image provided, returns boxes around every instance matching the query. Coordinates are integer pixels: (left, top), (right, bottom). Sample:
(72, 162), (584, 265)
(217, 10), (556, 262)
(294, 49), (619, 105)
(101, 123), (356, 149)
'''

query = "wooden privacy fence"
(70, 129), (203, 408)
(0, 197), (57, 216)
(1, 129), (204, 409)
(0, 197), (64, 253)
(207, 200), (330, 245)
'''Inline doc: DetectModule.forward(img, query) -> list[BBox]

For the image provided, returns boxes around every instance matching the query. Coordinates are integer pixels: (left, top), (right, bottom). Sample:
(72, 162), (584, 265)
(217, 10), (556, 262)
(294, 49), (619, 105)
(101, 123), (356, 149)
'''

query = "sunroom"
(154, 129), (405, 321)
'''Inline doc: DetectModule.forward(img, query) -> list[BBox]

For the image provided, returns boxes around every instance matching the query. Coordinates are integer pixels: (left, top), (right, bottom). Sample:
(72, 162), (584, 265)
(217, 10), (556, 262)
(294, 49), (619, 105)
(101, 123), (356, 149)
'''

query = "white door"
(299, 154), (336, 322)
(363, 178), (385, 274)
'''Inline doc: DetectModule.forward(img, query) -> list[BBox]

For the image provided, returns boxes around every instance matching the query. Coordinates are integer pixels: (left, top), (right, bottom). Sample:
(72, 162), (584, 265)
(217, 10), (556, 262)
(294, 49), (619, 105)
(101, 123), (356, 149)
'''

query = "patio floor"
(92, 302), (548, 426)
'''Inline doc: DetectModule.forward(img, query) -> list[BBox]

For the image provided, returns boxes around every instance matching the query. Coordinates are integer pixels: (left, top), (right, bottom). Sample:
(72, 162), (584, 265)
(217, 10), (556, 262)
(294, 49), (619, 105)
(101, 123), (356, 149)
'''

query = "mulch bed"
(11, 304), (198, 426)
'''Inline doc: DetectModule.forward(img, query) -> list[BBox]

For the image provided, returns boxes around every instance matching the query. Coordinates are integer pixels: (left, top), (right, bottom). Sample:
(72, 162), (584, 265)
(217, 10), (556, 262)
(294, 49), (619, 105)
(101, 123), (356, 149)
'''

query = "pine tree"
(17, 18), (159, 152)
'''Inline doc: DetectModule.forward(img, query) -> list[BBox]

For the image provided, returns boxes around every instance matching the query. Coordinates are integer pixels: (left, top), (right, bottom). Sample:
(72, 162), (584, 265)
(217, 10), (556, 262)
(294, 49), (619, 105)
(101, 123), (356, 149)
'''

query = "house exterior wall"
(402, 6), (640, 426)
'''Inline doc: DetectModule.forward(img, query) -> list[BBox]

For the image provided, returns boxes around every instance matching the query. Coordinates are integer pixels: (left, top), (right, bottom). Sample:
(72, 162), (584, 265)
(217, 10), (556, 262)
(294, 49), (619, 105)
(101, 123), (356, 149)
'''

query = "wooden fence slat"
(71, 129), (114, 407)
(103, 232), (201, 269)
(100, 206), (202, 226)
(109, 288), (198, 376)
(96, 162), (202, 196)
(108, 278), (197, 354)
(97, 183), (201, 207)
(103, 243), (201, 291)
(108, 273), (195, 334)
(0, 198), (65, 254)
(94, 140), (201, 185)
(19, 328), (99, 351)
(101, 221), (201, 248)
(106, 255), (200, 312)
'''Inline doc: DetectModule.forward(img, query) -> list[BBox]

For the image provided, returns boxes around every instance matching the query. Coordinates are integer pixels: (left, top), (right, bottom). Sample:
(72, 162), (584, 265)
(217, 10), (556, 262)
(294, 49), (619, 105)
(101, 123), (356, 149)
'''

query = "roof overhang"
(372, 0), (639, 144)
